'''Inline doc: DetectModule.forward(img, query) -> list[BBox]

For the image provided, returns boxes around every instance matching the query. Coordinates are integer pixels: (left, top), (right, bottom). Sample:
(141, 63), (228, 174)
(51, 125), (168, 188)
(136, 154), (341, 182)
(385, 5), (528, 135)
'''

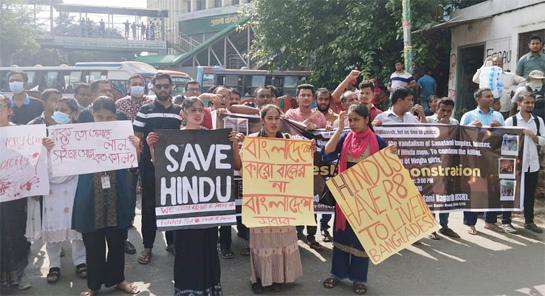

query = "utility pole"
(402, 0), (412, 73)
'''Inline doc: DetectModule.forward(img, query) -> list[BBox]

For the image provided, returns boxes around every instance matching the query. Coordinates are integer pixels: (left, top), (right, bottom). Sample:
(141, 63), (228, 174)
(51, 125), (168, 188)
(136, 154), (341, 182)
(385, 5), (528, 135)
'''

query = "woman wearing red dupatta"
(321, 104), (396, 295)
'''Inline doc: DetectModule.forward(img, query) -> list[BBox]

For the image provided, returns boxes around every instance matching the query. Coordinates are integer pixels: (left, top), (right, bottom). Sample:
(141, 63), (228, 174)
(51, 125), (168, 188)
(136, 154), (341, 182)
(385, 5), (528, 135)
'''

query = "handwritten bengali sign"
(154, 129), (236, 230)
(0, 125), (49, 202)
(48, 121), (138, 177)
(326, 148), (440, 264)
(242, 137), (316, 227)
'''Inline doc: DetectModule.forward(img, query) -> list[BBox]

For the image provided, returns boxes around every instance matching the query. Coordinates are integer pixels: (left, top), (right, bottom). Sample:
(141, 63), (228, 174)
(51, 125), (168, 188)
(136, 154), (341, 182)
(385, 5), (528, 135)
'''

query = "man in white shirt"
(372, 87), (426, 125)
(387, 61), (416, 103)
(473, 55), (525, 119)
(503, 92), (545, 233)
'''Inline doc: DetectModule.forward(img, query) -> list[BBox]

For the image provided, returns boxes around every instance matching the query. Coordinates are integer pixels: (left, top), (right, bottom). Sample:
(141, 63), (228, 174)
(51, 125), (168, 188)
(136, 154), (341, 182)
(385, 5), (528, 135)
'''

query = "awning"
(136, 15), (251, 67)
(54, 3), (168, 18)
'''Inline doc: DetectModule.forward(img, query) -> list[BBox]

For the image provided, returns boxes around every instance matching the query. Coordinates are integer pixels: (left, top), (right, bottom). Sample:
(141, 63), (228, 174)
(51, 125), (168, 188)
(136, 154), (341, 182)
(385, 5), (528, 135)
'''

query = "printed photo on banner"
(0, 124), (50, 202)
(223, 117), (249, 134)
(48, 121), (138, 177)
(500, 180), (516, 201)
(241, 136), (316, 227)
(154, 129), (236, 231)
(326, 148), (440, 264)
(501, 134), (519, 156)
(498, 158), (516, 179)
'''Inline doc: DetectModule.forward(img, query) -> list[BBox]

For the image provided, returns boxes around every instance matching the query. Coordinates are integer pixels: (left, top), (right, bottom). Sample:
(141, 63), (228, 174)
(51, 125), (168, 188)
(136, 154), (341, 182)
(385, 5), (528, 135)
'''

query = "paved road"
(2, 200), (544, 296)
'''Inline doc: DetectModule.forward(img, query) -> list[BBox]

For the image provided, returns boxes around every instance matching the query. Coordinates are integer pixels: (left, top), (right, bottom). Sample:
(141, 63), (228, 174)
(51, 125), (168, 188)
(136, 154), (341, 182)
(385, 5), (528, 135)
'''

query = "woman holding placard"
(0, 95), (32, 290)
(146, 96), (243, 296)
(240, 104), (304, 294)
(321, 103), (396, 295)
(41, 98), (88, 284)
(71, 97), (141, 296)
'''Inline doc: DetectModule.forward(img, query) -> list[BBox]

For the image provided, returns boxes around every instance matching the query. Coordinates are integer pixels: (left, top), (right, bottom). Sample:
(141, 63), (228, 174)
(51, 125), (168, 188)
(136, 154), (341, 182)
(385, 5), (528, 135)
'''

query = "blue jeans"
(433, 213), (449, 228)
(320, 214), (332, 231)
(463, 211), (498, 226)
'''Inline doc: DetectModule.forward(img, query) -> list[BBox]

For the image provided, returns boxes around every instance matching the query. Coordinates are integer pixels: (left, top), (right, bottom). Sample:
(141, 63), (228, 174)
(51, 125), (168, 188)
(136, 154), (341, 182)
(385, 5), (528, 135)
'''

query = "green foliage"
(0, 0), (42, 66)
(12, 48), (68, 66)
(244, 0), (485, 91)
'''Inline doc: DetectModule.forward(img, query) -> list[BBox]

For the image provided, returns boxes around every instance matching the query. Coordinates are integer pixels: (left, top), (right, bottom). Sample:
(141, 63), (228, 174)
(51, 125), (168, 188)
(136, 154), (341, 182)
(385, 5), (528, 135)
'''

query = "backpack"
(525, 86), (545, 121)
(511, 114), (541, 136)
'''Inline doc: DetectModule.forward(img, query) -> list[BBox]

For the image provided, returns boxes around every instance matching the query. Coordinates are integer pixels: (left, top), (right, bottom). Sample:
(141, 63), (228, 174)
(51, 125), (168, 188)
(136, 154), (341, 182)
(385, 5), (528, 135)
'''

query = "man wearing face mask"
(116, 74), (153, 122)
(7, 70), (44, 125)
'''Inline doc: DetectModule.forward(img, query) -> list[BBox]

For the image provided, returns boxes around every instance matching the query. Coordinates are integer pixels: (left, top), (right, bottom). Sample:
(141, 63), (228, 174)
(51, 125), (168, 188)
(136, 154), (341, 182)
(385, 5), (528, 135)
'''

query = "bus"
(195, 66), (310, 100)
(0, 61), (191, 100)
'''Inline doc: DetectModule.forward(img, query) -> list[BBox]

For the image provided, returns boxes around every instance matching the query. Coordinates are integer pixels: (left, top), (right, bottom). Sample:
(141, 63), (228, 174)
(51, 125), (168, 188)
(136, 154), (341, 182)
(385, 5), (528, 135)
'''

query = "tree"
(243, 0), (484, 94)
(0, 0), (41, 66)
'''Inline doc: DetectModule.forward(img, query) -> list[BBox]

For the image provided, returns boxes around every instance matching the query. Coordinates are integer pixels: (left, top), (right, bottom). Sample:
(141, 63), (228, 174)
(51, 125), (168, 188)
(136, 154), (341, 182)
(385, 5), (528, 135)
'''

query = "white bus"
(0, 61), (191, 100)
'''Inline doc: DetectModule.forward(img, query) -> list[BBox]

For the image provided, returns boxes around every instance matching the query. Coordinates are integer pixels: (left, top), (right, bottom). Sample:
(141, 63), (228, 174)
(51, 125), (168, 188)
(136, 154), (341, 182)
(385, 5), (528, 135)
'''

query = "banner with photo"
(154, 129), (236, 230)
(373, 124), (526, 213)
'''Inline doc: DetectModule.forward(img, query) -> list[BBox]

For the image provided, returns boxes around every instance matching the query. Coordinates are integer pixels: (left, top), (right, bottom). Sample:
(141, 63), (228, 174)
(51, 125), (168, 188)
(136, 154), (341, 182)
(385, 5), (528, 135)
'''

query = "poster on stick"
(154, 129), (236, 230)
(0, 125), (49, 202)
(242, 137), (316, 227)
(326, 148), (440, 264)
(48, 121), (138, 177)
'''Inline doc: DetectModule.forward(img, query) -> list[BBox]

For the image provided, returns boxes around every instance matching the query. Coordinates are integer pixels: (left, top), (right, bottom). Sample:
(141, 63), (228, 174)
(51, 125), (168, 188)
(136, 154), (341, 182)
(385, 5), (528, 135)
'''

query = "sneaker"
(17, 274), (32, 290)
(125, 240), (136, 254)
(439, 227), (460, 238)
(525, 223), (543, 233)
(501, 223), (517, 234)
(321, 230), (332, 242)
(484, 222), (505, 233)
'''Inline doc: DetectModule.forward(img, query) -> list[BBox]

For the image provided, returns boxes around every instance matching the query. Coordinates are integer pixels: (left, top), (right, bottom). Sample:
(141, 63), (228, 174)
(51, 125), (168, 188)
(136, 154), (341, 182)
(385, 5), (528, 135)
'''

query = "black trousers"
(82, 227), (127, 291)
(140, 163), (157, 249)
(524, 171), (539, 224)
(219, 226), (232, 250)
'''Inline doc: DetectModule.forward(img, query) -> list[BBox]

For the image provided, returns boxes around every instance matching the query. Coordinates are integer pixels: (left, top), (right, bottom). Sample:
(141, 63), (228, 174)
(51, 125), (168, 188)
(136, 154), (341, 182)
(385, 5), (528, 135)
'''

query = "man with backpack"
(504, 92), (545, 233)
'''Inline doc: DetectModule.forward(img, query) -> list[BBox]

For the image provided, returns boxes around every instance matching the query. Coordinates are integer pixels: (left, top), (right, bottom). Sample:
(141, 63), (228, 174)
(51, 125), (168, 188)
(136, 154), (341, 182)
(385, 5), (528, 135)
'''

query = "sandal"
(221, 249), (234, 259)
(138, 250), (152, 264)
(353, 281), (368, 295)
(428, 232), (440, 240)
(323, 276), (339, 289)
(79, 289), (99, 296)
(115, 281), (140, 294)
(308, 240), (322, 251)
(467, 226), (478, 235)
(241, 247), (250, 256)
(47, 267), (61, 284)
(75, 263), (88, 279)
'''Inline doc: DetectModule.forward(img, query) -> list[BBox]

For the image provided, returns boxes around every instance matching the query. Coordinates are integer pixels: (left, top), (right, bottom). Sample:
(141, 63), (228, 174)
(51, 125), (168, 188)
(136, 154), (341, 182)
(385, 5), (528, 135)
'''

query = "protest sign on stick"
(154, 129), (236, 230)
(326, 148), (440, 264)
(242, 137), (316, 227)
(48, 121), (138, 177)
(0, 125), (49, 202)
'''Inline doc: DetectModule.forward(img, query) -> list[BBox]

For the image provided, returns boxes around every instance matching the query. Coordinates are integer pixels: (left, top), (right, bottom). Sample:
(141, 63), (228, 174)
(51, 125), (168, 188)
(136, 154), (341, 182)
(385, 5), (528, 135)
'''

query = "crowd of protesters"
(1, 35), (545, 296)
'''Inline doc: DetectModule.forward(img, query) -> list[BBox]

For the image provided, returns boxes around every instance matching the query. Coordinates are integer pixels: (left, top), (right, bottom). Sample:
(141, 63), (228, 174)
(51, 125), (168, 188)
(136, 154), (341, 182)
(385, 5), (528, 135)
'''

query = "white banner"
(0, 125), (49, 202)
(48, 121), (138, 177)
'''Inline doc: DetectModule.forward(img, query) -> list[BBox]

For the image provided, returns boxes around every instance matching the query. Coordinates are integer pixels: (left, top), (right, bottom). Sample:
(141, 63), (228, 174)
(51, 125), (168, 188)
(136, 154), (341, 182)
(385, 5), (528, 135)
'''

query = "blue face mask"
(51, 111), (71, 124)
(9, 81), (25, 94)
(130, 86), (145, 98)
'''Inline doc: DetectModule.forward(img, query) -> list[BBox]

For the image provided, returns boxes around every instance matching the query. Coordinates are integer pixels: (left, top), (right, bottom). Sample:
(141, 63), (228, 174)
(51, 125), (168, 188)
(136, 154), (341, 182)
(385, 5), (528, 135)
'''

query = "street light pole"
(402, 0), (412, 74)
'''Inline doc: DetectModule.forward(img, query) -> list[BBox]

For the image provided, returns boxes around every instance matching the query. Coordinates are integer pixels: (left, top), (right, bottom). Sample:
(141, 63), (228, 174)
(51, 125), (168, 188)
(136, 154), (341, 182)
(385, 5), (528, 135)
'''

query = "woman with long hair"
(242, 104), (305, 294)
(147, 96), (243, 296)
(322, 103), (396, 295)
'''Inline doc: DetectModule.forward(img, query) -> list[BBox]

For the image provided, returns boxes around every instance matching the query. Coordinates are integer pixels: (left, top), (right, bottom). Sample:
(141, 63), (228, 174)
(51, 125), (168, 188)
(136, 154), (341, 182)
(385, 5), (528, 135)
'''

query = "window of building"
(197, 0), (205, 10)
(518, 30), (545, 59)
(215, 0), (222, 7)
(187, 0), (191, 12)
(232, 0), (239, 4)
